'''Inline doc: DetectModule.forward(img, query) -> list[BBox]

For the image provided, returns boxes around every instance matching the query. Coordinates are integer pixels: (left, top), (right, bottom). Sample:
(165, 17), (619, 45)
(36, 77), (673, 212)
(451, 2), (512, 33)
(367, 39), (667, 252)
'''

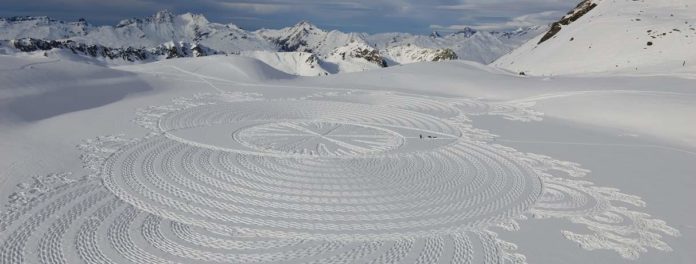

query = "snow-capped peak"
(451, 27), (477, 38)
(177, 12), (210, 26)
(151, 9), (175, 23)
(292, 20), (320, 31)
(257, 20), (363, 55)
(115, 10), (197, 29)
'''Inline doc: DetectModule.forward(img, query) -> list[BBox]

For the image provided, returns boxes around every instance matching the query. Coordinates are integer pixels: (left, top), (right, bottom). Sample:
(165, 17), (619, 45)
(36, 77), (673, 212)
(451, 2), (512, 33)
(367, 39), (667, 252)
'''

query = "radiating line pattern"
(235, 121), (405, 157)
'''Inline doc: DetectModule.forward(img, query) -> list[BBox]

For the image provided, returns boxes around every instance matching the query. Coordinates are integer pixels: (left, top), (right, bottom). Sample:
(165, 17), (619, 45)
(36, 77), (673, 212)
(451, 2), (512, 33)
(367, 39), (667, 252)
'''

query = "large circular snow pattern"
(99, 94), (542, 239)
(0, 91), (679, 263)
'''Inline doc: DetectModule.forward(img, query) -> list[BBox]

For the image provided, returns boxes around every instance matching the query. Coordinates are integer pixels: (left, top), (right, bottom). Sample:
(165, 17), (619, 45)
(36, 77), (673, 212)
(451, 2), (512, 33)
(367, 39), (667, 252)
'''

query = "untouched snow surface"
(494, 0), (696, 76)
(240, 51), (330, 76)
(0, 53), (694, 263)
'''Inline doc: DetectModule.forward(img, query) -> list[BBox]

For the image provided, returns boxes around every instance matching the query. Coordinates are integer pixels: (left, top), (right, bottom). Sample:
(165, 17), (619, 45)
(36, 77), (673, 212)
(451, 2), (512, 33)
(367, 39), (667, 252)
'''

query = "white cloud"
(436, 3), (480, 11)
(431, 10), (563, 31)
(0, 0), (578, 33)
(220, 2), (292, 14)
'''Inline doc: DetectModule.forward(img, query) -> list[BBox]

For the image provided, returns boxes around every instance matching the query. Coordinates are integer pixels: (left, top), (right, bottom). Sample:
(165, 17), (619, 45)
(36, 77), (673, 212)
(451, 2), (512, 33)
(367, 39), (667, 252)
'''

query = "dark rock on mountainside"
(452, 27), (478, 38)
(305, 53), (319, 64)
(432, 49), (458, 61)
(538, 0), (598, 44)
(8, 38), (213, 61)
(10, 38), (149, 61)
(348, 47), (388, 67)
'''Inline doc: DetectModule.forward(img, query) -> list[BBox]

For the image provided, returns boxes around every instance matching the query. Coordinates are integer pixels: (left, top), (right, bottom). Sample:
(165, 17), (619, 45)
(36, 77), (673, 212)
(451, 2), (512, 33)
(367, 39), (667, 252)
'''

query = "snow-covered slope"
(494, 0), (696, 75)
(241, 51), (329, 76)
(0, 54), (150, 122)
(118, 55), (294, 82)
(380, 44), (458, 65)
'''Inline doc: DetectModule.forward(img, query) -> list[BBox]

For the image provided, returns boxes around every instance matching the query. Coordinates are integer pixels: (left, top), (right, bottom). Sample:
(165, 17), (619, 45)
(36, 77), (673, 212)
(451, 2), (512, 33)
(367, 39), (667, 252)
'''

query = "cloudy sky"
(0, 0), (578, 33)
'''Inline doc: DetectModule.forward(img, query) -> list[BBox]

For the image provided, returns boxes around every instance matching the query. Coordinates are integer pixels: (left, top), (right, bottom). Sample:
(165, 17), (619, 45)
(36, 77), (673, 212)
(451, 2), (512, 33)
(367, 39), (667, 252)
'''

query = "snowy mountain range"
(0, 10), (544, 75)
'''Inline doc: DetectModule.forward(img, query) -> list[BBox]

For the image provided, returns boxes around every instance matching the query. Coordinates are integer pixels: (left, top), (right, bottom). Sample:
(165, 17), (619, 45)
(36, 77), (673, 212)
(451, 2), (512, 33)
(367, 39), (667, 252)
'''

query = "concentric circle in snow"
(100, 95), (543, 239)
(159, 100), (461, 158)
(0, 180), (515, 264)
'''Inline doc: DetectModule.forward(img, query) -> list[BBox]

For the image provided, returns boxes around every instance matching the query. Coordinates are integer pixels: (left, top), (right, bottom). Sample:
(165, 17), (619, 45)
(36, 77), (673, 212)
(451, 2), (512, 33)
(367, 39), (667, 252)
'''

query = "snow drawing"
(0, 90), (678, 263)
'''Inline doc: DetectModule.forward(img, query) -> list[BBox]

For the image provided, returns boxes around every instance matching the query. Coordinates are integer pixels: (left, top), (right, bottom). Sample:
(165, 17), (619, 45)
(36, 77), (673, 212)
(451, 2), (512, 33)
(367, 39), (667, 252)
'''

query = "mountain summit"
(452, 27), (478, 38)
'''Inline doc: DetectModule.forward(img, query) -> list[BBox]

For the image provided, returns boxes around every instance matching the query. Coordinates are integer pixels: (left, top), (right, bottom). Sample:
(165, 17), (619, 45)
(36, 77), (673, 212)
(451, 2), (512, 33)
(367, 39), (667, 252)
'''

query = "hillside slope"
(494, 0), (696, 76)
(241, 51), (330, 76)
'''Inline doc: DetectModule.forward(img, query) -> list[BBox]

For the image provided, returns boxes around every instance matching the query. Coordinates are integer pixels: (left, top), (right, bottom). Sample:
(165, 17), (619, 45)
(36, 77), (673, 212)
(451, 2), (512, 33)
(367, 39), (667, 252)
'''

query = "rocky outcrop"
(332, 42), (388, 68)
(9, 38), (149, 61)
(538, 0), (598, 44)
(305, 53), (319, 65)
(156, 41), (215, 59)
(452, 27), (478, 38)
(380, 44), (459, 64)
(6, 38), (214, 61)
(351, 47), (387, 67)
(431, 48), (458, 61)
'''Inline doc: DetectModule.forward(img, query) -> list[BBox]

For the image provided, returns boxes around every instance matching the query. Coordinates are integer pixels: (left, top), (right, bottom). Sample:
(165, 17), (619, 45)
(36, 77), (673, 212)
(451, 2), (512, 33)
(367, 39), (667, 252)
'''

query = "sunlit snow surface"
(0, 56), (685, 263)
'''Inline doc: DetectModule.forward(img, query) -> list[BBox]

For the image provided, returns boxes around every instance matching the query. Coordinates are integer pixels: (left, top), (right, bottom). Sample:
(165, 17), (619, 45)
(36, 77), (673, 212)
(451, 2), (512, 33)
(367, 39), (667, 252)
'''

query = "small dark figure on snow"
(419, 134), (423, 139)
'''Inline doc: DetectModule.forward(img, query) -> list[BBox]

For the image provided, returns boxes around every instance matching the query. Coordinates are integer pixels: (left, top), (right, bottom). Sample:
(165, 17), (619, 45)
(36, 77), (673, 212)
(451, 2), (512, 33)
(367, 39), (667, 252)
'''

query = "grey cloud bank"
(0, 0), (578, 33)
